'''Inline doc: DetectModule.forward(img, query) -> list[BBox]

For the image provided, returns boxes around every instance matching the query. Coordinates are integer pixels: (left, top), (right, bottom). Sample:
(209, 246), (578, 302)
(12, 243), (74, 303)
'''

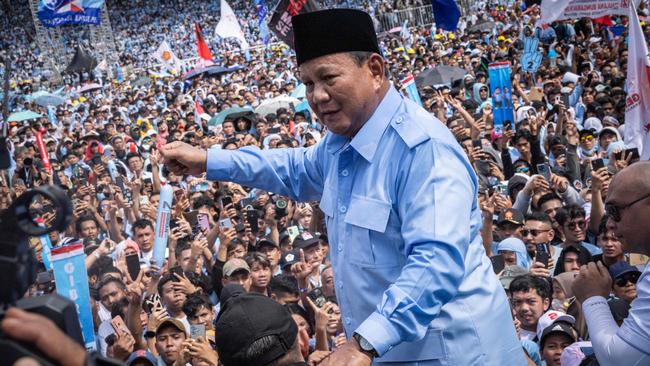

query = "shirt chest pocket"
(344, 195), (401, 268)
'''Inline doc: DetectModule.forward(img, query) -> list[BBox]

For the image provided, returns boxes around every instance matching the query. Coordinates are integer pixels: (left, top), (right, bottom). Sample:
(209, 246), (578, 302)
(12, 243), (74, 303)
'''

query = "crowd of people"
(0, 0), (649, 365)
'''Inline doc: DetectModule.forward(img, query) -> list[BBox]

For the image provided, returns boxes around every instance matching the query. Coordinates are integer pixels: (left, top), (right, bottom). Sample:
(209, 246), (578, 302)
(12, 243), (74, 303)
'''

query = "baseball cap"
(539, 321), (577, 348)
(508, 174), (529, 193)
(608, 261), (641, 280)
(155, 317), (187, 336)
(560, 341), (592, 366)
(125, 350), (157, 366)
(292, 232), (319, 250)
(536, 310), (576, 341)
(256, 236), (279, 250)
(497, 208), (524, 226)
(216, 293), (298, 366)
(499, 265), (528, 290)
(223, 258), (250, 277)
(279, 250), (299, 270)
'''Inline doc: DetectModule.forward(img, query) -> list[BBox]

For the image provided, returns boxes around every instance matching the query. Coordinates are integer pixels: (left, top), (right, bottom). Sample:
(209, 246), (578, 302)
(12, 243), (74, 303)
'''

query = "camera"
(274, 198), (288, 219)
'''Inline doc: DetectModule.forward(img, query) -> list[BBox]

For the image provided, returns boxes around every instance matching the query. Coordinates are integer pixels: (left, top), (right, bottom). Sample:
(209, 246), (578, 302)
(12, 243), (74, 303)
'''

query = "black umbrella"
(65, 47), (98, 73)
(415, 66), (468, 87)
(469, 21), (496, 33)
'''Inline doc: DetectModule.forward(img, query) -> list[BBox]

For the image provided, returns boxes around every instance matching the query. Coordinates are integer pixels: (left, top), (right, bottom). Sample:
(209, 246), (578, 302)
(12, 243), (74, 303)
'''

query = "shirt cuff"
(354, 311), (401, 357)
(582, 296), (608, 309)
(206, 148), (233, 181)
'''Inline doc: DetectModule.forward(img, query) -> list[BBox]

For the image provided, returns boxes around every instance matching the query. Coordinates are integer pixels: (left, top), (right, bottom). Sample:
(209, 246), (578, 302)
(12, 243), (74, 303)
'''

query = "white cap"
(536, 310), (576, 341)
(583, 117), (603, 133)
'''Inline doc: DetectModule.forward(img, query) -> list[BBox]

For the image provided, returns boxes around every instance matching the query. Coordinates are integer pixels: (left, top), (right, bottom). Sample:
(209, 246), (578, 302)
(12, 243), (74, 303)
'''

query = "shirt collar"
(325, 87), (403, 160)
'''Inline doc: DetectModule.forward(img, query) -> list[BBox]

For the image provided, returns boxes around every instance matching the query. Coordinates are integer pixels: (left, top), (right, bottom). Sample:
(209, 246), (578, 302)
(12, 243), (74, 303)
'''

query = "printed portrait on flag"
(38, 0), (105, 27)
(488, 62), (514, 134)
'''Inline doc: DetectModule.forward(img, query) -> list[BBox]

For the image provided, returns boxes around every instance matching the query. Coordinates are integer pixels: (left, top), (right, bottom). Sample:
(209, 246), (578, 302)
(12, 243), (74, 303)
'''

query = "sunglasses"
(515, 167), (530, 173)
(615, 273), (639, 287)
(580, 135), (594, 143)
(522, 228), (551, 237)
(566, 220), (587, 230)
(606, 193), (650, 222)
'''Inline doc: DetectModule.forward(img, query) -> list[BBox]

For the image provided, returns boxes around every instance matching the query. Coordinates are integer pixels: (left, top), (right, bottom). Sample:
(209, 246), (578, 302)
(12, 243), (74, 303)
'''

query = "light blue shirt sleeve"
(206, 144), (325, 202)
(355, 139), (476, 355)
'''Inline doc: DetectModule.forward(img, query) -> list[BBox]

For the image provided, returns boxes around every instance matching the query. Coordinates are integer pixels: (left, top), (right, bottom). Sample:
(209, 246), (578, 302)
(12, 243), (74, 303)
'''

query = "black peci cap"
(216, 292), (298, 366)
(292, 9), (381, 65)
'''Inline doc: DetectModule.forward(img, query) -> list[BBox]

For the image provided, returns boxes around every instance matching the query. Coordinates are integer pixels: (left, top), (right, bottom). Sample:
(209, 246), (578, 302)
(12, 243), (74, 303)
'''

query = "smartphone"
(495, 182), (509, 196)
(219, 218), (233, 229)
(561, 93), (570, 106)
(111, 315), (131, 338)
(126, 253), (141, 281)
(185, 210), (199, 229)
(169, 218), (179, 231)
(190, 324), (206, 340)
(116, 176), (132, 203)
(592, 158), (605, 171)
(537, 163), (552, 181)
(616, 148), (640, 161)
(307, 288), (328, 308)
(221, 196), (233, 208)
(268, 127), (281, 134)
(238, 197), (254, 210)
(191, 181), (210, 193)
(472, 140), (482, 149)
(246, 209), (259, 234)
(197, 212), (211, 232)
(535, 243), (550, 268)
(287, 226), (300, 240)
(143, 293), (160, 314)
(490, 254), (506, 274)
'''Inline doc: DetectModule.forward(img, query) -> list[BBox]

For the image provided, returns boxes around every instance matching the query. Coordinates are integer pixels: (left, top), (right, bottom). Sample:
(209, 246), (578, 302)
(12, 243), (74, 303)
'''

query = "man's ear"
(366, 54), (386, 89)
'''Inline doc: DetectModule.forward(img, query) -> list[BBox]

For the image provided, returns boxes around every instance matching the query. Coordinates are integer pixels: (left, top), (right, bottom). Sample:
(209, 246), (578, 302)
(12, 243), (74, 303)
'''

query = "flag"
(195, 100), (205, 127)
(256, 0), (270, 45)
(37, 0), (104, 28)
(215, 0), (250, 49)
(624, 2), (650, 159)
(539, 0), (641, 25)
(401, 73), (423, 107)
(431, 0), (461, 32)
(195, 22), (214, 64)
(153, 40), (182, 72)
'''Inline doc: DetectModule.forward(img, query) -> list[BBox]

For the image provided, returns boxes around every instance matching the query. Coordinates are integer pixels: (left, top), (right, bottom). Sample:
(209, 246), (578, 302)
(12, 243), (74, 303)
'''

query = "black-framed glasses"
(522, 228), (552, 237)
(615, 273), (640, 287)
(566, 220), (587, 231)
(606, 193), (650, 222)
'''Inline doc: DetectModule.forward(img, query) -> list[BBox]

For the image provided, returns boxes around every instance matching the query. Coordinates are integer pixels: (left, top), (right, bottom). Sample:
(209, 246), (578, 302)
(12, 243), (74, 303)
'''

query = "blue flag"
(431, 0), (460, 32)
(255, 0), (270, 46)
(37, 0), (105, 28)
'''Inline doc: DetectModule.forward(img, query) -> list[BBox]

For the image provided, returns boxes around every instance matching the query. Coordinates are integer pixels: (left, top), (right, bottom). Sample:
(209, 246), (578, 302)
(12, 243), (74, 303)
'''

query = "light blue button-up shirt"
(206, 87), (525, 365)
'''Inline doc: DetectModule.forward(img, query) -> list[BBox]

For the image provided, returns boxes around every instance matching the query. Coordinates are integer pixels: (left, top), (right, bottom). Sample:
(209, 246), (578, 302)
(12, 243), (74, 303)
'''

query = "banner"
(539, 0), (641, 25)
(431, 0), (461, 32)
(256, 0), (270, 45)
(51, 243), (96, 350)
(37, 0), (104, 28)
(488, 62), (514, 134)
(401, 74), (423, 107)
(153, 184), (173, 268)
(153, 41), (182, 73)
(215, 0), (250, 49)
(268, 0), (320, 49)
(624, 1), (650, 159)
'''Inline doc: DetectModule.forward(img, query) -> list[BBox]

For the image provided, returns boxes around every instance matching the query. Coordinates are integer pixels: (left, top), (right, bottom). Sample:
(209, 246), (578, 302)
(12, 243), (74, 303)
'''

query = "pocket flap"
(319, 187), (334, 217)
(344, 195), (391, 233)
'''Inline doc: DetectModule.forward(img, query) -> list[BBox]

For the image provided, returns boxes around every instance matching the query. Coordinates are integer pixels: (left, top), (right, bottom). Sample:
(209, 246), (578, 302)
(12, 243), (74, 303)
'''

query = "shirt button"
(396, 116), (403, 124)
(340, 169), (349, 177)
(338, 281), (343, 289)
(345, 317), (352, 325)
(338, 245), (343, 252)
(339, 206), (347, 213)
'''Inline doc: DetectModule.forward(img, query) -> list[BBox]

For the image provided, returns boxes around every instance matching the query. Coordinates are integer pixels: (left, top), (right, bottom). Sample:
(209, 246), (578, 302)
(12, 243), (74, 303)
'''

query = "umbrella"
(8, 111), (44, 122)
(469, 21), (495, 33)
(34, 93), (66, 107)
(291, 84), (306, 99)
(255, 96), (301, 117)
(77, 83), (103, 94)
(183, 65), (244, 80)
(415, 65), (468, 87)
(208, 106), (255, 127)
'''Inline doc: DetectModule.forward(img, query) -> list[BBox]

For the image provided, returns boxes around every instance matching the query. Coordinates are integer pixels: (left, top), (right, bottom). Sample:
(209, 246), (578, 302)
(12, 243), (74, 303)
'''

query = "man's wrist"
(353, 333), (378, 358)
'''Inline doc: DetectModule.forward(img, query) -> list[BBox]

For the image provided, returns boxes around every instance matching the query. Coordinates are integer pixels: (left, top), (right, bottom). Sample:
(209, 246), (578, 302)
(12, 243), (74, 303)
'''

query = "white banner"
(624, 1), (650, 159)
(539, 0), (641, 24)
(153, 40), (182, 73)
(215, 0), (250, 49)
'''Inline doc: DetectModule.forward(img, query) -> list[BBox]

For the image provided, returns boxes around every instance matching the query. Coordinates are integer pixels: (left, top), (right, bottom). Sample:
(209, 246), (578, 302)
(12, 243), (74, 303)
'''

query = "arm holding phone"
(588, 166), (608, 234)
(150, 149), (162, 194)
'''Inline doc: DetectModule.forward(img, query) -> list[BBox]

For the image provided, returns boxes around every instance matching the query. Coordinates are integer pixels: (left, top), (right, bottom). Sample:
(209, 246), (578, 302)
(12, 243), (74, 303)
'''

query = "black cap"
(497, 208), (525, 226)
(292, 9), (381, 65)
(279, 249), (300, 269)
(216, 293), (298, 366)
(293, 232), (319, 249)
(540, 322), (576, 348)
(256, 236), (279, 250)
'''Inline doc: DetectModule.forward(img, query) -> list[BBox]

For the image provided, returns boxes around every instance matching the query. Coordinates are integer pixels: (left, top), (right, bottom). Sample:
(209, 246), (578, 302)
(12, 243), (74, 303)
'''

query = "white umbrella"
(255, 96), (301, 117)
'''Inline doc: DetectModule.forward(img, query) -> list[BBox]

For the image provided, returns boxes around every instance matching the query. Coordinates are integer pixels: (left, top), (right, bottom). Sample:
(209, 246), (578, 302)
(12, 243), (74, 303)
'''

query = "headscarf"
(472, 82), (489, 104)
(553, 272), (576, 299)
(497, 237), (530, 269)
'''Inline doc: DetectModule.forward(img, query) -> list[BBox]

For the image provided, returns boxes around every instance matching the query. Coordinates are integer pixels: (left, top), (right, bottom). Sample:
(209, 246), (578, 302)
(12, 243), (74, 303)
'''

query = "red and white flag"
(194, 22), (214, 66)
(624, 1), (650, 160)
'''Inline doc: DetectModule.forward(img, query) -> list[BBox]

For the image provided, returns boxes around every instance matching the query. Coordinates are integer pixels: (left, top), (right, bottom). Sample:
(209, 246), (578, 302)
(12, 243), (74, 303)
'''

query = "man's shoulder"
(389, 100), (455, 150)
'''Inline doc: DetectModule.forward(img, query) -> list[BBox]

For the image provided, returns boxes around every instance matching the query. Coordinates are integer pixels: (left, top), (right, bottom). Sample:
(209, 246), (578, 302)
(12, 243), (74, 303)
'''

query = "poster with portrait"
(488, 62), (514, 134)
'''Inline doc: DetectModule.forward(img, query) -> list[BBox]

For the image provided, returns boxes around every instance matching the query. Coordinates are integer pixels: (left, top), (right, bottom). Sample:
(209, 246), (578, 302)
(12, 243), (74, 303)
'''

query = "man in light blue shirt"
(160, 8), (524, 366)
